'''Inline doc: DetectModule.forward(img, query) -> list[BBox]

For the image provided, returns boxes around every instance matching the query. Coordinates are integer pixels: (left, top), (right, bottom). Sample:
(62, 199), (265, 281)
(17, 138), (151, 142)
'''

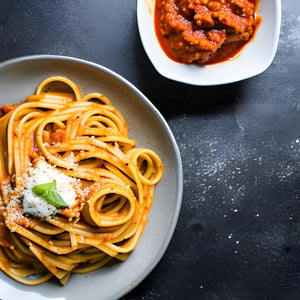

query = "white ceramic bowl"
(137, 0), (281, 86)
(0, 55), (183, 300)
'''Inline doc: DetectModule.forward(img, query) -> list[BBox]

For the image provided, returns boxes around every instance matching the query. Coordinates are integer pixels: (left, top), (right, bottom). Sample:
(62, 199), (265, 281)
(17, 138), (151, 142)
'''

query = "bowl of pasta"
(137, 0), (281, 85)
(0, 55), (182, 300)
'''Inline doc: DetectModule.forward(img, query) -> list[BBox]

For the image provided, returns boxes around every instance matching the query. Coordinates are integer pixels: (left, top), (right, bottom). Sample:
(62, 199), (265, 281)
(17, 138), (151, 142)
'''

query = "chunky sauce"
(155, 0), (261, 65)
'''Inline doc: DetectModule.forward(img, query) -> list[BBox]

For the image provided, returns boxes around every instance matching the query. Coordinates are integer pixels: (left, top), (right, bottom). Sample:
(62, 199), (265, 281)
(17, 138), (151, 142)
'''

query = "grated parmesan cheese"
(22, 160), (78, 219)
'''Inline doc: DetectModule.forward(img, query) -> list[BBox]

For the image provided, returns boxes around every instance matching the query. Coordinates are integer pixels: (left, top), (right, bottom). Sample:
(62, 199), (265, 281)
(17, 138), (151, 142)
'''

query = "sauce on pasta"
(0, 77), (163, 285)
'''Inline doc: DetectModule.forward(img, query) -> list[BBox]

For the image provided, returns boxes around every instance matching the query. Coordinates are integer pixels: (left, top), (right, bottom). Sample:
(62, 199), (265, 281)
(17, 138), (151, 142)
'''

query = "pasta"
(0, 76), (163, 285)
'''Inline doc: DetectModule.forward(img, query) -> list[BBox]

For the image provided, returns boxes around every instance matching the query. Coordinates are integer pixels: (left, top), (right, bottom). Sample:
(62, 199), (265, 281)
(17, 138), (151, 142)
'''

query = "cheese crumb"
(23, 160), (78, 219)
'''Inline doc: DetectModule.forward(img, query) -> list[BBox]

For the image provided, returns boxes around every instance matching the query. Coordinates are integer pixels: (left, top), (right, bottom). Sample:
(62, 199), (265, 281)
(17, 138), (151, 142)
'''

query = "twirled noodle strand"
(0, 76), (163, 285)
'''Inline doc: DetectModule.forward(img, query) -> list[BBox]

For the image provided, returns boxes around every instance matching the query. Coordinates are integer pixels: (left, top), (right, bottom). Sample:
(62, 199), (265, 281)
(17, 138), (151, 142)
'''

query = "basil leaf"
(46, 189), (69, 208)
(32, 182), (56, 196)
(32, 182), (68, 208)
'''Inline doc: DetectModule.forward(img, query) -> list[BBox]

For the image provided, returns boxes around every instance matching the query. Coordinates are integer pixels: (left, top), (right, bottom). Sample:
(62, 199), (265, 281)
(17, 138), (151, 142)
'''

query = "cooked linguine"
(0, 76), (163, 285)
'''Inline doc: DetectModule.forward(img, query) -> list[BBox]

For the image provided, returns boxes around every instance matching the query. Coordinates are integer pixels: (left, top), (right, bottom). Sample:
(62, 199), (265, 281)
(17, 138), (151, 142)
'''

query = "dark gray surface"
(0, 1), (299, 299)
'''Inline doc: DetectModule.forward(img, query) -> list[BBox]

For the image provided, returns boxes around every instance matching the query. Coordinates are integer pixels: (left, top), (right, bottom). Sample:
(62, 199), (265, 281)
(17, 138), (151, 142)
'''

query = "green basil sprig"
(32, 182), (68, 208)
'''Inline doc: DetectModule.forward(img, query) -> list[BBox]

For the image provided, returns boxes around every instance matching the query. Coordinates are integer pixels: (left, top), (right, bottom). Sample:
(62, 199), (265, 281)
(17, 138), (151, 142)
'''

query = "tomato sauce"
(154, 0), (261, 65)
(0, 104), (16, 117)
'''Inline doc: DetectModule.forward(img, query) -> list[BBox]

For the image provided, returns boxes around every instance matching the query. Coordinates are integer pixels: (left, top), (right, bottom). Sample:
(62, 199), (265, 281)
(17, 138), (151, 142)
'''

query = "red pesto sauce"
(154, 0), (261, 65)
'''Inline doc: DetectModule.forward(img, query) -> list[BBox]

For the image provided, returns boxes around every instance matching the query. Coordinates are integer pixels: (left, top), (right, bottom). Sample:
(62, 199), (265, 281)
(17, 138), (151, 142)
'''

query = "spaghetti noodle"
(0, 76), (163, 285)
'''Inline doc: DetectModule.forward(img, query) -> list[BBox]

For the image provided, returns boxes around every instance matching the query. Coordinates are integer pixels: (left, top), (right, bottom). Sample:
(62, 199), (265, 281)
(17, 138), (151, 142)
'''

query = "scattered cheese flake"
(61, 151), (78, 169)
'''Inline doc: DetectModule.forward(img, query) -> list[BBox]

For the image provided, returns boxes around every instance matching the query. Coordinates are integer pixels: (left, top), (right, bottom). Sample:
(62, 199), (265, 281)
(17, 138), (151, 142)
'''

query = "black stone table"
(0, 1), (299, 299)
